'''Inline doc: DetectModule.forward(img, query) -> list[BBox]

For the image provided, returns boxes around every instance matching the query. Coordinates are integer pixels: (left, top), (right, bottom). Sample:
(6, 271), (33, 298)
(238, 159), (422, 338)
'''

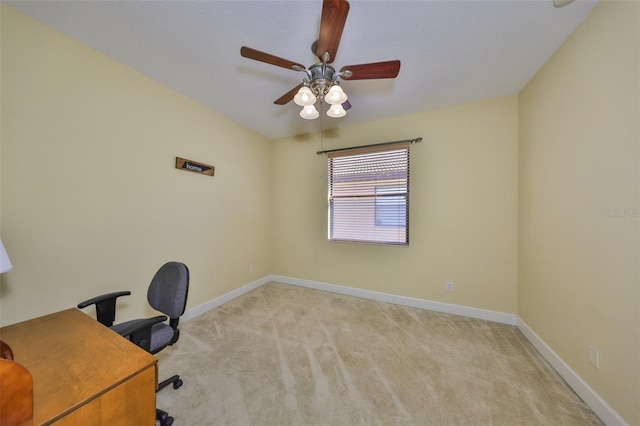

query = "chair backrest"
(147, 262), (189, 320)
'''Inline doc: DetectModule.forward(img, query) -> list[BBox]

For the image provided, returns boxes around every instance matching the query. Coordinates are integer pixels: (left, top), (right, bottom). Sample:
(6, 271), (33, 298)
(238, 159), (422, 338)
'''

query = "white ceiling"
(6, 0), (598, 140)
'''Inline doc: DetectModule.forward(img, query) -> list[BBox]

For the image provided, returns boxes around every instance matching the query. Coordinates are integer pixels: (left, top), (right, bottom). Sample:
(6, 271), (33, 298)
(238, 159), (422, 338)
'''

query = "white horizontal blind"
(328, 144), (409, 245)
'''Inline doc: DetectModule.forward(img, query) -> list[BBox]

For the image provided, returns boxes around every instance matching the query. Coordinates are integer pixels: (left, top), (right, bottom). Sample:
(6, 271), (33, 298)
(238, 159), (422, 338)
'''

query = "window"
(328, 143), (409, 245)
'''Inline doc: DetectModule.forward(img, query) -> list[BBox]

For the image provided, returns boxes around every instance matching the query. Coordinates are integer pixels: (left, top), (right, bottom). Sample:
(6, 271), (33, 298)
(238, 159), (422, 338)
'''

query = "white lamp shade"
(300, 105), (319, 120)
(325, 84), (347, 105)
(327, 103), (347, 118)
(294, 86), (317, 106)
(0, 239), (13, 273)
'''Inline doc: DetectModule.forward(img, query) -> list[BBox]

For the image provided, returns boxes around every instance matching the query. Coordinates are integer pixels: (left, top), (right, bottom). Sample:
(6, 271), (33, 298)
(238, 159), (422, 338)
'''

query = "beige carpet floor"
(155, 282), (602, 425)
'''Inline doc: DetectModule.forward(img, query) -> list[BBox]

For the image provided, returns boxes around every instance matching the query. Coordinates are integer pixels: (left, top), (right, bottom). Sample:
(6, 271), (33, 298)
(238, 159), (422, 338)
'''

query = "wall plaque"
(176, 157), (215, 176)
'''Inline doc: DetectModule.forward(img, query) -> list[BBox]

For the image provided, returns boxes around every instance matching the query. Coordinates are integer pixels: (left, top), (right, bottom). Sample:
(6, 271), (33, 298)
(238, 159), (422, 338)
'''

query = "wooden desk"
(0, 309), (157, 425)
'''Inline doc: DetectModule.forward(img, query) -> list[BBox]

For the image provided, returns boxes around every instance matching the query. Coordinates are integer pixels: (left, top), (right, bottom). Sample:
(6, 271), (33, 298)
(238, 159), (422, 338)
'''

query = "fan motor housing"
(309, 63), (335, 98)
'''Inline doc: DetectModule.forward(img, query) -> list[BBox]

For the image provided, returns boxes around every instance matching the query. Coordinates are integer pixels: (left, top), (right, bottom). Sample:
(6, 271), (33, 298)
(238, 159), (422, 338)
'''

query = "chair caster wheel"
(156, 408), (173, 425)
(173, 378), (183, 389)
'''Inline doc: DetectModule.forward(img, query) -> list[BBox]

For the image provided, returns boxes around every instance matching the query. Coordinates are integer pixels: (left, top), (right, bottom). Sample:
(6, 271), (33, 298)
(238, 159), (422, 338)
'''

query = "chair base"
(156, 408), (173, 426)
(156, 374), (182, 425)
(158, 374), (183, 391)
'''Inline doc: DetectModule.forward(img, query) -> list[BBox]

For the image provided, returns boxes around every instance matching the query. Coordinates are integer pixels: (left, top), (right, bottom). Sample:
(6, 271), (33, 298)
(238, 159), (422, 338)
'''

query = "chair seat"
(111, 320), (174, 354)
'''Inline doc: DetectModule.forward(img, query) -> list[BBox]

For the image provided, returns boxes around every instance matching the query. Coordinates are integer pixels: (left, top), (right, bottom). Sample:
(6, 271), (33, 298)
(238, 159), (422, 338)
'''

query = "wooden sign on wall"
(175, 157), (215, 176)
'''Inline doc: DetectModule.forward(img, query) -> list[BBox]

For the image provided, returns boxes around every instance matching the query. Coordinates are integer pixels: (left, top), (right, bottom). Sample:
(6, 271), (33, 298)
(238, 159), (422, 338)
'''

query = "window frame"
(327, 143), (410, 246)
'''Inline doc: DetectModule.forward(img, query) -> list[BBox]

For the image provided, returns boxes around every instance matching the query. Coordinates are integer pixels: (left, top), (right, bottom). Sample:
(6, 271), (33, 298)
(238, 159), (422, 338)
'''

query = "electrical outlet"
(589, 346), (600, 369)
(446, 282), (454, 292)
(249, 264), (255, 273)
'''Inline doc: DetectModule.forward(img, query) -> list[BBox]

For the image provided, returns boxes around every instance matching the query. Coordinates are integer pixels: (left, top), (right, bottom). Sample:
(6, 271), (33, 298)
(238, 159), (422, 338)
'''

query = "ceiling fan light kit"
(240, 0), (400, 121)
(294, 56), (351, 120)
(300, 105), (320, 120)
(327, 103), (347, 118)
(293, 86), (317, 107)
(325, 83), (347, 105)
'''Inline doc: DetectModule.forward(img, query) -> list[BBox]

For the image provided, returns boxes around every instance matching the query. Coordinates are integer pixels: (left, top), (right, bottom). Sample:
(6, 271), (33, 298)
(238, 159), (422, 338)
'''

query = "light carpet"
(155, 282), (602, 425)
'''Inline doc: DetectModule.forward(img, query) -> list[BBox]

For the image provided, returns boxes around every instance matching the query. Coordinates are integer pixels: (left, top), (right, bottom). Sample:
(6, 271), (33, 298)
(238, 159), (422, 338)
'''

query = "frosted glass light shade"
(327, 103), (346, 118)
(300, 105), (319, 120)
(294, 86), (317, 106)
(325, 84), (347, 105)
(0, 239), (12, 273)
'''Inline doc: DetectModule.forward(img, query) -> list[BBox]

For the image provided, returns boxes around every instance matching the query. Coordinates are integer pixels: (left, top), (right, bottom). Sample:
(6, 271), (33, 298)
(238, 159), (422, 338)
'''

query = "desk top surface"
(0, 308), (157, 425)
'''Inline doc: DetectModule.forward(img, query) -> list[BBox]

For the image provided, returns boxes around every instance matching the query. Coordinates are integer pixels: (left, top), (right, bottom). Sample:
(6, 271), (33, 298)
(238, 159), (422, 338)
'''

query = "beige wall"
(272, 96), (519, 314)
(0, 6), (273, 325)
(519, 1), (639, 424)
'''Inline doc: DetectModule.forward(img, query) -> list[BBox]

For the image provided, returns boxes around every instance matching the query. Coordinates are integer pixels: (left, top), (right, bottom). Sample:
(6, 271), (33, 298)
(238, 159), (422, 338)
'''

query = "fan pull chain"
(319, 101), (324, 153)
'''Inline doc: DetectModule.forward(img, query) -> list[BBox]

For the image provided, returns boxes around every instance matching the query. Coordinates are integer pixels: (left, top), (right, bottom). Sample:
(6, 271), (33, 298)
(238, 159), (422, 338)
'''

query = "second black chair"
(78, 261), (190, 426)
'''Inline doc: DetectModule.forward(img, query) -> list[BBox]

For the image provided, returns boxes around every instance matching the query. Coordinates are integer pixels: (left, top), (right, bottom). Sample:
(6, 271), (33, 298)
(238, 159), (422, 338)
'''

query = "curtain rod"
(316, 137), (423, 155)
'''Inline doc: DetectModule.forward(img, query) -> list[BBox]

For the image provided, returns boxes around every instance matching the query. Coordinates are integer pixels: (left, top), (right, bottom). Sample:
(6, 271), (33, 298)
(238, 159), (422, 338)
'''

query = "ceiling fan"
(240, 0), (400, 120)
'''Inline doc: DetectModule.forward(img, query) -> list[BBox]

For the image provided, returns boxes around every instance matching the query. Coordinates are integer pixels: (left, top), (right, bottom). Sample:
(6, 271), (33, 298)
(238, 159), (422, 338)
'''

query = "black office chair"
(78, 261), (190, 426)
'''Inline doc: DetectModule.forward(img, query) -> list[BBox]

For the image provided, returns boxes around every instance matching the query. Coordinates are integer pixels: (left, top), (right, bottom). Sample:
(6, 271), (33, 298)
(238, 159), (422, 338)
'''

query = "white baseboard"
(182, 274), (518, 325)
(271, 275), (518, 325)
(182, 275), (624, 425)
(517, 318), (627, 426)
(181, 275), (271, 322)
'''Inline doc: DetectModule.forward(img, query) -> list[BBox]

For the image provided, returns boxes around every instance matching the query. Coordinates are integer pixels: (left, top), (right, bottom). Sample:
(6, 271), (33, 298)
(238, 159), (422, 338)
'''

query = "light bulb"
(327, 103), (346, 118)
(294, 86), (317, 106)
(300, 105), (319, 120)
(325, 84), (347, 105)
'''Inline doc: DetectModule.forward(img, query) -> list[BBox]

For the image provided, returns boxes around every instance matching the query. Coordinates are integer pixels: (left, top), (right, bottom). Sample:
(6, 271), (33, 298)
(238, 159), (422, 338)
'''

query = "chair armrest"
(117, 315), (167, 353)
(77, 291), (131, 326)
(77, 291), (131, 309)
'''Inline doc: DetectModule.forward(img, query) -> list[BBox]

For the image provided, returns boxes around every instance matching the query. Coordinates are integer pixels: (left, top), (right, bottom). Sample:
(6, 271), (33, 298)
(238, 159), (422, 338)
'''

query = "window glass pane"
(375, 186), (407, 227)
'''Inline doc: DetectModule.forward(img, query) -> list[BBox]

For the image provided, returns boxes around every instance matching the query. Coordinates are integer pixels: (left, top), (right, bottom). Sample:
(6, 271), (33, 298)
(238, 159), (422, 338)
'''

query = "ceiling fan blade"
(241, 46), (305, 71)
(274, 84), (303, 105)
(316, 0), (350, 63)
(340, 60), (401, 80)
(342, 100), (352, 111)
